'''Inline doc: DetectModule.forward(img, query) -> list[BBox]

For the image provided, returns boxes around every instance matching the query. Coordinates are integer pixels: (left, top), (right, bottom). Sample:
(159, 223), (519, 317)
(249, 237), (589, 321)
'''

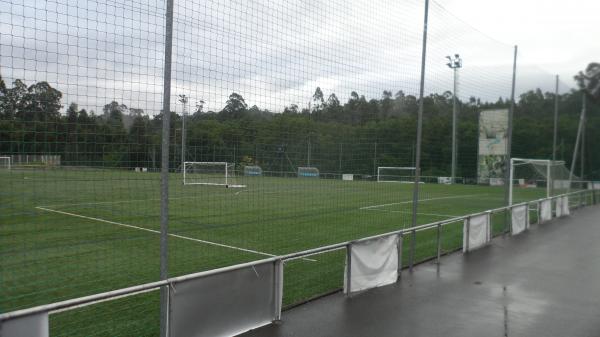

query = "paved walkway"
(242, 206), (600, 337)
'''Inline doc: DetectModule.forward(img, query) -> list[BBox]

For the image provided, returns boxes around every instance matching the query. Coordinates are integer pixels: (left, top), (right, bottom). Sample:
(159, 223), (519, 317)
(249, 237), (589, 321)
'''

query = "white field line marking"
(359, 194), (483, 210)
(363, 209), (460, 218)
(39, 196), (196, 209)
(234, 189), (280, 196)
(36, 206), (276, 258)
(36, 206), (317, 262)
(40, 188), (279, 207)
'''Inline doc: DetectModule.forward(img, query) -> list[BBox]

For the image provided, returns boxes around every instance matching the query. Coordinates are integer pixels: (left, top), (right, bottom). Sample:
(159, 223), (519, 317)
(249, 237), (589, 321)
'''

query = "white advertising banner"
(562, 196), (570, 216)
(345, 234), (400, 294)
(511, 205), (529, 235)
(0, 312), (48, 337)
(540, 199), (552, 223)
(556, 197), (569, 217)
(170, 261), (282, 337)
(463, 213), (491, 252)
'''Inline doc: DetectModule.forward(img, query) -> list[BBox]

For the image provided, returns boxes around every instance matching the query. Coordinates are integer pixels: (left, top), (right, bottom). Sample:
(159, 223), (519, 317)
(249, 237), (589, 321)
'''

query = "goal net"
(377, 167), (415, 183)
(183, 162), (245, 188)
(509, 158), (586, 205)
(0, 156), (11, 170)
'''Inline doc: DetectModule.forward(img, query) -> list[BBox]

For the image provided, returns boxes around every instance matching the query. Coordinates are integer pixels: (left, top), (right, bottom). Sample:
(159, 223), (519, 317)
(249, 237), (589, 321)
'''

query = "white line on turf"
(359, 194), (482, 210)
(34, 206), (317, 261)
(38, 195), (200, 209)
(363, 209), (459, 218)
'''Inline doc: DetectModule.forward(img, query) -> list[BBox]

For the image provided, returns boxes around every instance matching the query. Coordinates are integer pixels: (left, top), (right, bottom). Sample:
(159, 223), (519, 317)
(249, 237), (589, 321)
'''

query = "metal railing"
(1, 188), (597, 329)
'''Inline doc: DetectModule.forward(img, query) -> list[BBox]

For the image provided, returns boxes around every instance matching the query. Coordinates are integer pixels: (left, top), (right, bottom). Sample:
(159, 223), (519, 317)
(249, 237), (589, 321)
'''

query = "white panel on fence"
(342, 174), (354, 181)
(437, 177), (451, 184)
(511, 205), (529, 235)
(344, 234), (400, 294)
(0, 312), (48, 337)
(540, 200), (552, 223)
(556, 197), (571, 217)
(170, 261), (282, 337)
(463, 213), (491, 252)
(555, 197), (563, 217)
(562, 196), (570, 216)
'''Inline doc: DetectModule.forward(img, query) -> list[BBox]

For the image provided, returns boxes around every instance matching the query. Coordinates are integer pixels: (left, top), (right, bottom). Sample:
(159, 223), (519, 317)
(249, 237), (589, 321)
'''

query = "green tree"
(220, 93), (247, 120)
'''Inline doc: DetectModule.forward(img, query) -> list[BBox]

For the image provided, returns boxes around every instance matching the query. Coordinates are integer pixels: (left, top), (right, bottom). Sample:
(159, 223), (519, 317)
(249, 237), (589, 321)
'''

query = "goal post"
(509, 158), (583, 205)
(0, 156), (11, 170)
(183, 161), (246, 188)
(377, 166), (415, 183)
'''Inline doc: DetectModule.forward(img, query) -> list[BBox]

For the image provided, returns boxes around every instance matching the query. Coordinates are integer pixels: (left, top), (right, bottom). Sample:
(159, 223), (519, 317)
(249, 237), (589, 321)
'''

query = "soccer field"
(1, 167), (546, 336)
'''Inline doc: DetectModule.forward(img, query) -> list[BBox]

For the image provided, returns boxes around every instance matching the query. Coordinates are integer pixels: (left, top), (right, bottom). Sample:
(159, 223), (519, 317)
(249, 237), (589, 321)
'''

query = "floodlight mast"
(178, 94), (188, 172)
(446, 54), (462, 184)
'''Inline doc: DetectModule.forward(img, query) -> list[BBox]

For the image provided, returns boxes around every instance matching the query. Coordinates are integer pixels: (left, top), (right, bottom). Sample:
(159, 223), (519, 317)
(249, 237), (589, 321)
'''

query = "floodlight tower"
(446, 54), (462, 184)
(178, 94), (188, 171)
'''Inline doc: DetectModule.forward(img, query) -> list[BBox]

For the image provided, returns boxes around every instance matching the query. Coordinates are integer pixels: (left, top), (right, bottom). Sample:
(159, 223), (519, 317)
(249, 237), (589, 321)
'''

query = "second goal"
(377, 167), (416, 183)
(183, 162), (246, 188)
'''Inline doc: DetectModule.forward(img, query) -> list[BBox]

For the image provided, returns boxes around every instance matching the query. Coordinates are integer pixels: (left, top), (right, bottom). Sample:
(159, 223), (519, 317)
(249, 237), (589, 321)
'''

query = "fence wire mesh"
(1, 0), (599, 335)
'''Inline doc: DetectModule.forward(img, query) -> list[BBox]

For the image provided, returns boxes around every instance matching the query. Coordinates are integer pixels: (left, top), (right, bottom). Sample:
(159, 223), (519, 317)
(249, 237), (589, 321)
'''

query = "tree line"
(1, 70), (598, 179)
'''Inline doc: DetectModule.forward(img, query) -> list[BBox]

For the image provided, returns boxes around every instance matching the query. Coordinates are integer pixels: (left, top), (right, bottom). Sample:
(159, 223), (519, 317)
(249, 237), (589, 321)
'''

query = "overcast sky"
(1, 0), (595, 115)
(437, 0), (600, 87)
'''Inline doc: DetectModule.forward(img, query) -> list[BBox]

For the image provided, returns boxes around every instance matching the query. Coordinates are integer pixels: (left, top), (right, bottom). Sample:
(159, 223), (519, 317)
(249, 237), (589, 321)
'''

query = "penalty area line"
(363, 209), (460, 218)
(359, 194), (483, 210)
(35, 206), (318, 261)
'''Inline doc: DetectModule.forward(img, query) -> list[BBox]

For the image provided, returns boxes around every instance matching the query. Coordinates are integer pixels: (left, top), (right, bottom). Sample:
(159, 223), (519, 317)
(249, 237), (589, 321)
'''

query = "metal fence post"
(568, 94), (586, 192)
(465, 217), (470, 252)
(436, 223), (442, 264)
(410, 0), (430, 273)
(409, 229), (417, 271)
(160, 0), (175, 336)
(503, 45), (518, 232)
(345, 244), (352, 295)
(397, 234), (403, 280)
(553, 75), (559, 162)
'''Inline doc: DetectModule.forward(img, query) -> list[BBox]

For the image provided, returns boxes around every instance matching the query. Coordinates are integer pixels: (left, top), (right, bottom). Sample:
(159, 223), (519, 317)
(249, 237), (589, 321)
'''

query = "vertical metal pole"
(410, 0), (430, 272)
(436, 223), (442, 264)
(580, 109), (585, 179)
(552, 75), (559, 161)
(502, 46), (517, 232)
(508, 158), (514, 205)
(451, 67), (457, 184)
(465, 218), (470, 252)
(181, 100), (186, 171)
(338, 143), (343, 173)
(397, 234), (403, 280)
(546, 161), (551, 198)
(503, 46), (517, 206)
(373, 142), (377, 176)
(568, 94), (586, 191)
(345, 244), (352, 294)
(307, 137), (311, 166)
(160, 0), (174, 336)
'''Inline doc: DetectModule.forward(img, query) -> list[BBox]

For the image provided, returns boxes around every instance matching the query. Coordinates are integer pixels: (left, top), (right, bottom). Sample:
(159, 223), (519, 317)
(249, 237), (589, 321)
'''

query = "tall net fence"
(1, 0), (599, 336)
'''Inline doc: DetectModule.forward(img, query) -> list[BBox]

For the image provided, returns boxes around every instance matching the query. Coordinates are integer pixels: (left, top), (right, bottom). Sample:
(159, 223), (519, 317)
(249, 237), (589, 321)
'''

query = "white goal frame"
(0, 156), (11, 170)
(377, 166), (416, 183)
(509, 158), (557, 205)
(183, 161), (246, 188)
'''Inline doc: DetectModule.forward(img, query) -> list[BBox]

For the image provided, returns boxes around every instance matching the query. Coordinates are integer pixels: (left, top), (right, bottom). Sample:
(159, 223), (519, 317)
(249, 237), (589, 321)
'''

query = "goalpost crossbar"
(377, 166), (416, 183)
(183, 161), (246, 188)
